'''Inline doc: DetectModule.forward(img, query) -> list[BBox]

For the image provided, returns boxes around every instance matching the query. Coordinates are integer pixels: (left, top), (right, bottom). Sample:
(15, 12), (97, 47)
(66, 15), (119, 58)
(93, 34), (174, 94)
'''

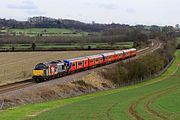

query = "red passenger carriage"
(114, 50), (125, 60)
(101, 52), (116, 64)
(64, 57), (89, 73)
(86, 54), (103, 67)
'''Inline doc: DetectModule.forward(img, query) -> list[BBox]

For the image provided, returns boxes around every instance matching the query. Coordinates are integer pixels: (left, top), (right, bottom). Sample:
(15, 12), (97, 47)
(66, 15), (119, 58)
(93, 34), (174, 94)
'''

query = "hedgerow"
(102, 40), (176, 86)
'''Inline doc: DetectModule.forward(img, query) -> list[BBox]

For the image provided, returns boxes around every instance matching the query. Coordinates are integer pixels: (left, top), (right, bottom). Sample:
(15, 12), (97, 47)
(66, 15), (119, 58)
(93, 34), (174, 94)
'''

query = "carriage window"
(78, 62), (82, 65)
(62, 65), (65, 70)
(91, 60), (94, 62)
(96, 59), (99, 62)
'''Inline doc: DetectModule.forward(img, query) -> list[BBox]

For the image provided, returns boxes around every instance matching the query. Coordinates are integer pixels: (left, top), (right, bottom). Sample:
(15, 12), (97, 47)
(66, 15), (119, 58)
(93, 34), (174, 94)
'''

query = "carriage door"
(82, 61), (85, 68)
(75, 62), (78, 70)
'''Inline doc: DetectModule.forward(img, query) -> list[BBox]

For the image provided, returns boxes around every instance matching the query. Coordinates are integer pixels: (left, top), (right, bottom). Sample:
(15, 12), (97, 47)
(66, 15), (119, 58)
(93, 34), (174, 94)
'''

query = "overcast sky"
(0, 0), (179, 26)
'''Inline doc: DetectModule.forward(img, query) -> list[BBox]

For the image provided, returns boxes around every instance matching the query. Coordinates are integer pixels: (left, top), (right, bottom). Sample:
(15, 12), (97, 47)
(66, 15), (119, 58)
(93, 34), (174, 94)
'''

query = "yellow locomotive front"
(33, 70), (44, 76)
(32, 63), (48, 82)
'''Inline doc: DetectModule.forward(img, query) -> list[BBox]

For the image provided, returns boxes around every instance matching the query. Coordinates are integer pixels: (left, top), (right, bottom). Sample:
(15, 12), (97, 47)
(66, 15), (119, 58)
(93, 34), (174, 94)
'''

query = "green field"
(0, 50), (179, 120)
(0, 42), (133, 50)
(0, 28), (90, 37)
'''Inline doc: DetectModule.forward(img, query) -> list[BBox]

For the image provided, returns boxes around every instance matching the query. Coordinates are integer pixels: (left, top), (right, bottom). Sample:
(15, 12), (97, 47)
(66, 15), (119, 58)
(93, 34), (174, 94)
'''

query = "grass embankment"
(0, 50), (179, 120)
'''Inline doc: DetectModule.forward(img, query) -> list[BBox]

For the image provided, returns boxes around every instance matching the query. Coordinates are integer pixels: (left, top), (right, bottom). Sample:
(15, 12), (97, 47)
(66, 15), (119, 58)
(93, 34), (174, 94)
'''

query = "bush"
(102, 42), (175, 86)
(177, 43), (180, 49)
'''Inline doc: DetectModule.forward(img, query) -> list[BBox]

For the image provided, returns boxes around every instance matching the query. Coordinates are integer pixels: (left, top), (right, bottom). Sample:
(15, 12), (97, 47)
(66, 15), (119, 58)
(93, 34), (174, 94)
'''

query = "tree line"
(0, 16), (180, 51)
(0, 16), (132, 32)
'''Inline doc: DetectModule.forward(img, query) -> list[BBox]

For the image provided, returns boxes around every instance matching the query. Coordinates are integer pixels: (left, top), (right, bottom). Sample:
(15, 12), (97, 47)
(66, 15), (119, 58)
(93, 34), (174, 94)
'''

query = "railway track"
(0, 79), (35, 94)
(0, 40), (161, 95)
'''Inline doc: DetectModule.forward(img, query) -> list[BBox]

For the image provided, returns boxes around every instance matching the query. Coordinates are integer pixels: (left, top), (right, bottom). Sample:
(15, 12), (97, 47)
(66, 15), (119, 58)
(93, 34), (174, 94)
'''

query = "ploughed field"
(1, 51), (179, 120)
(0, 50), (112, 86)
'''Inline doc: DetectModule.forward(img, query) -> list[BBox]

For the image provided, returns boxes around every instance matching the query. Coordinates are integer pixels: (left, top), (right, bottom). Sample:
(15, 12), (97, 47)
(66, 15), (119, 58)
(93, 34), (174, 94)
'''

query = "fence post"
(0, 100), (4, 109)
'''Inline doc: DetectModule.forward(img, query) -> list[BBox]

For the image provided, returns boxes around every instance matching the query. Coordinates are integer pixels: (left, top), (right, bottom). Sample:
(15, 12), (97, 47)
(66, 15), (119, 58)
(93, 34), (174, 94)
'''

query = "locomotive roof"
(40, 60), (63, 66)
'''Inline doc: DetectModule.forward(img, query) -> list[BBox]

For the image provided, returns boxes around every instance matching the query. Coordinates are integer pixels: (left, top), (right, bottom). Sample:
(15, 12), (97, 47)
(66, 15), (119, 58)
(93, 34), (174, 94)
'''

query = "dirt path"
(127, 85), (178, 120)
(105, 102), (119, 120)
(128, 101), (144, 120)
(144, 86), (178, 120)
(127, 58), (180, 120)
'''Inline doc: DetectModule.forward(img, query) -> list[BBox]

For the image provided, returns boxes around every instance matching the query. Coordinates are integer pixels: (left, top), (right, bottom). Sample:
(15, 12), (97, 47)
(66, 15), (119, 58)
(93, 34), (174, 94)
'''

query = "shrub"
(102, 42), (176, 86)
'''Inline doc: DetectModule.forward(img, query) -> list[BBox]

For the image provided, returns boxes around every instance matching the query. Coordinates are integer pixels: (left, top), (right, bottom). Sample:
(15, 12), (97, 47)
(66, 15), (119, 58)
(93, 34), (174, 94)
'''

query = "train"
(32, 48), (137, 82)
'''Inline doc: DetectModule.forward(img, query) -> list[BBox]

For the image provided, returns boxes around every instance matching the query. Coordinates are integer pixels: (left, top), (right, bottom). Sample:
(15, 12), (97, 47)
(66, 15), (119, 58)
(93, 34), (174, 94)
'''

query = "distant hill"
(0, 16), (131, 32)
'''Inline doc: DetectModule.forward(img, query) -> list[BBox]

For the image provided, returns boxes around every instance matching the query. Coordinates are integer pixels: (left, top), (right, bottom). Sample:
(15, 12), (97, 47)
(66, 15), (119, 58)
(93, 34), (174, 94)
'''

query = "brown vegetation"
(0, 69), (114, 109)
(101, 40), (176, 86)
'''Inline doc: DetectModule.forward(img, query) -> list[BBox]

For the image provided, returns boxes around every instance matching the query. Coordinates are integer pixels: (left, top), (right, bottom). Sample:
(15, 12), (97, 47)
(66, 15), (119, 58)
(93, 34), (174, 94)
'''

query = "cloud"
(26, 10), (46, 15)
(126, 8), (135, 13)
(85, 2), (118, 10)
(97, 3), (118, 10)
(6, 1), (46, 16)
(6, 0), (38, 10)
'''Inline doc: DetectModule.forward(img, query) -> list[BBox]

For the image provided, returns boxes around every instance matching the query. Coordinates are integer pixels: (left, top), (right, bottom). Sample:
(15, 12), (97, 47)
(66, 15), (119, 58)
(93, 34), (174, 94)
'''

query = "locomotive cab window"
(62, 65), (65, 70)
(35, 64), (47, 70)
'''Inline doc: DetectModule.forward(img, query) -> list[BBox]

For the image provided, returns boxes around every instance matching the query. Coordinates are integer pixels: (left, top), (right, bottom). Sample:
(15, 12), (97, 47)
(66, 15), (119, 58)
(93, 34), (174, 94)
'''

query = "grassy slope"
(0, 50), (179, 120)
(150, 90), (180, 119)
